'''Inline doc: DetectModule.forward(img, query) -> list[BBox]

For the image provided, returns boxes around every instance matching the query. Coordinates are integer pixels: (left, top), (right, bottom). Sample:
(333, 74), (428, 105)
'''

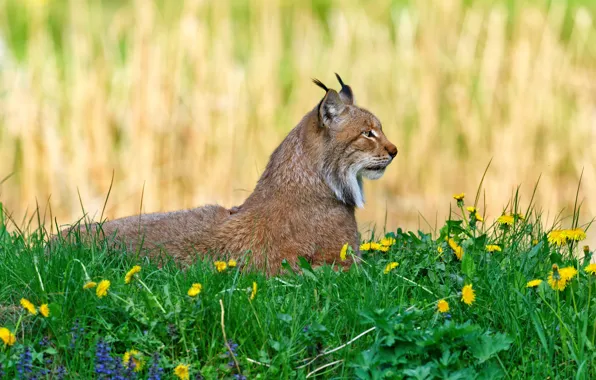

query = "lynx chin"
(56, 74), (398, 275)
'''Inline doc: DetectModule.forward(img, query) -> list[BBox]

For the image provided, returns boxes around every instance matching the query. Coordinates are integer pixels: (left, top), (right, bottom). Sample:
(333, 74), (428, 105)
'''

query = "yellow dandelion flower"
(83, 281), (97, 289)
(380, 237), (396, 247)
(485, 245), (502, 252)
(453, 193), (465, 201)
(227, 259), (237, 267)
(532, 239), (538, 246)
(473, 212), (484, 222)
(547, 264), (567, 291)
(360, 242), (372, 251)
(250, 282), (257, 300)
(340, 243), (349, 261)
(214, 261), (227, 272)
(437, 246), (443, 254)
(371, 243), (383, 251)
(378, 245), (390, 252)
(466, 206), (477, 213)
(585, 264), (596, 275)
(497, 215), (514, 226)
(173, 363), (190, 380)
(437, 299), (449, 313)
(39, 304), (50, 318)
(548, 230), (568, 246)
(448, 239), (464, 260)
(566, 228), (587, 242)
(96, 280), (111, 298)
(559, 266), (578, 281)
(20, 298), (37, 315)
(123, 349), (144, 372)
(526, 279), (542, 288)
(124, 265), (142, 284)
(515, 213), (525, 220)
(187, 283), (202, 297)
(0, 327), (16, 346)
(461, 284), (475, 305)
(383, 262), (399, 274)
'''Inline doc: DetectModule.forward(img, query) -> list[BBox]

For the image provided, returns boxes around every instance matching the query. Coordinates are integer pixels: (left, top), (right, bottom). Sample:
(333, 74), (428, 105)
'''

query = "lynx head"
(313, 74), (398, 208)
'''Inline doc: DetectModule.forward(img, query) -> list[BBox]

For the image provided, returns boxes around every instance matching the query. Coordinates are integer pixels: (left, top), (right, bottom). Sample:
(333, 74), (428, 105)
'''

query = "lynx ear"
(335, 73), (354, 105)
(319, 89), (345, 127)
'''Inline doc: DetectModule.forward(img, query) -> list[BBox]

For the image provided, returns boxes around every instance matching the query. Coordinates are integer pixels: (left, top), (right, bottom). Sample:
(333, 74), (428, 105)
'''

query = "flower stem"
(137, 279), (167, 314)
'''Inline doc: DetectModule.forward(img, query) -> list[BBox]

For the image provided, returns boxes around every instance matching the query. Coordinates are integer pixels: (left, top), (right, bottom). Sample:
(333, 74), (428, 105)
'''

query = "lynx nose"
(386, 144), (398, 158)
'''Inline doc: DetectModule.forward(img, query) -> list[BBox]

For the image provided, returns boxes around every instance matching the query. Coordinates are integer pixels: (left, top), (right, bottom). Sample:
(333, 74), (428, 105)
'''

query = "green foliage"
(352, 308), (511, 379)
(0, 194), (594, 378)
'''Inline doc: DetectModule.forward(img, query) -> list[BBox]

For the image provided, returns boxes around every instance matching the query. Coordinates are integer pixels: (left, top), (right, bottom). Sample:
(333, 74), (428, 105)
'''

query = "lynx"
(58, 74), (398, 275)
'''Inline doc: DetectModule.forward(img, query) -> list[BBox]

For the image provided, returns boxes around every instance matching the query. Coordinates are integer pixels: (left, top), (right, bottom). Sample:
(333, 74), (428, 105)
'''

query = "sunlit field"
(0, 0), (595, 243)
(1, 0), (596, 378)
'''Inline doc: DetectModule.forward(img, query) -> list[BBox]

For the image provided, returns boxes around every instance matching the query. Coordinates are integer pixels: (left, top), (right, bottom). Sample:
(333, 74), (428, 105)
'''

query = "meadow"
(0, 191), (595, 379)
(1, 0), (596, 378)
(0, 0), (595, 244)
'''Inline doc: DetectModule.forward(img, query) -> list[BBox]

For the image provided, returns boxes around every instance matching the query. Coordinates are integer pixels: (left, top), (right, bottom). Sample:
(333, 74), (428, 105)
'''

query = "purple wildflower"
(69, 320), (84, 349)
(38, 336), (50, 347)
(55, 366), (67, 380)
(16, 347), (33, 379)
(95, 339), (118, 379)
(147, 353), (164, 380)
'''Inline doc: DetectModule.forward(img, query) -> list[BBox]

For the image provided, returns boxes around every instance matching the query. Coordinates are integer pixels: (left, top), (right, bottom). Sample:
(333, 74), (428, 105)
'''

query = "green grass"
(0, 194), (594, 379)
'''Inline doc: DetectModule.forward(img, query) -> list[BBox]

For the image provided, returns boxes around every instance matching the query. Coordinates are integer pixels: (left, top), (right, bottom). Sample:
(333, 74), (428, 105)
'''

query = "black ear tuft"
(335, 73), (355, 105)
(312, 78), (329, 92)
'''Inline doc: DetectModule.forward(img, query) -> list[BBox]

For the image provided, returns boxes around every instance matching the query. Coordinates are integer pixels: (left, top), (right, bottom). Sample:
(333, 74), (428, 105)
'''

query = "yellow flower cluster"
(461, 284), (475, 305)
(187, 283), (202, 297)
(174, 363), (190, 380)
(453, 193), (465, 201)
(465, 207), (484, 222)
(437, 299), (449, 313)
(585, 264), (596, 275)
(96, 280), (111, 298)
(526, 279), (542, 288)
(125, 266), (142, 284)
(485, 245), (502, 252)
(39, 304), (50, 318)
(547, 264), (578, 291)
(340, 243), (349, 261)
(383, 262), (399, 274)
(214, 261), (227, 272)
(20, 298), (37, 315)
(497, 215), (514, 226)
(548, 229), (587, 246)
(448, 239), (464, 261)
(359, 236), (396, 253)
(83, 281), (97, 289)
(0, 327), (16, 346)
(122, 349), (144, 372)
(250, 282), (258, 300)
(19, 298), (50, 318)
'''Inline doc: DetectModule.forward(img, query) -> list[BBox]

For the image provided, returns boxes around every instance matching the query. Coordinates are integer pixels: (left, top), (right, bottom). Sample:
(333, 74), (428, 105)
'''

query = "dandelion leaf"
(469, 332), (512, 363)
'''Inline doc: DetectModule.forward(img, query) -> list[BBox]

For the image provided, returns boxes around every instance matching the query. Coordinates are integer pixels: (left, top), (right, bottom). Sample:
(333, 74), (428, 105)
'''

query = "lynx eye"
(362, 130), (374, 138)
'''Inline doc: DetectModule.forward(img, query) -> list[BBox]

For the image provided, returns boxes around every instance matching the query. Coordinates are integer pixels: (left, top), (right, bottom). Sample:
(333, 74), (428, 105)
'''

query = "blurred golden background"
(0, 0), (594, 244)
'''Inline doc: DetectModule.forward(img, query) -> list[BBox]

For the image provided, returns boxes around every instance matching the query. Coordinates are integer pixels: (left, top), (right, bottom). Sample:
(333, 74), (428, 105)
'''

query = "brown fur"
(57, 75), (398, 275)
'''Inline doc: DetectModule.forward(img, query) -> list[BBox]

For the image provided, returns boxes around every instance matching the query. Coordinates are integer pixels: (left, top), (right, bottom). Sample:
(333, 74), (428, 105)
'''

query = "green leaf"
(276, 313), (292, 323)
(469, 332), (512, 363)
(461, 250), (475, 279)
